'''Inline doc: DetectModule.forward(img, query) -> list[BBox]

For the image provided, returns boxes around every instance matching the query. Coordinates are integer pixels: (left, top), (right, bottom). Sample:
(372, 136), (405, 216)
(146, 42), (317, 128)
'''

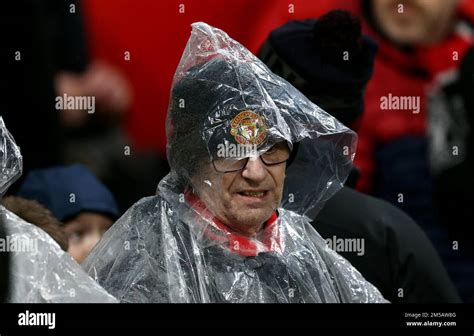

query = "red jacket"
(327, 0), (474, 192)
(82, 0), (474, 193)
(81, 0), (332, 155)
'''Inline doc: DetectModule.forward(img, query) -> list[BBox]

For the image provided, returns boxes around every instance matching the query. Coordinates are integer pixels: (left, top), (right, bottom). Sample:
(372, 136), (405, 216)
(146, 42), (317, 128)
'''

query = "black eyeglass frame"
(211, 151), (291, 173)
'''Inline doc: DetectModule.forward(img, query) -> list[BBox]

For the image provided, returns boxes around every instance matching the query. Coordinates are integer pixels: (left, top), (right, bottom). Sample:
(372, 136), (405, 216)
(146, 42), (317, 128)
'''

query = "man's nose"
(241, 157), (267, 181)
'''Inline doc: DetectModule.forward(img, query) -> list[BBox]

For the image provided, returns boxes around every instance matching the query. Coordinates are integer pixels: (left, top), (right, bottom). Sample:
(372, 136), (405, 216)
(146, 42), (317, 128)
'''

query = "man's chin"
(384, 22), (427, 45)
(226, 207), (274, 228)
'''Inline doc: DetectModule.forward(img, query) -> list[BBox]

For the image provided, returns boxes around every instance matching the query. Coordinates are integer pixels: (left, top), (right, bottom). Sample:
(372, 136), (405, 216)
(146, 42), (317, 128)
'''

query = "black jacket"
(313, 186), (461, 303)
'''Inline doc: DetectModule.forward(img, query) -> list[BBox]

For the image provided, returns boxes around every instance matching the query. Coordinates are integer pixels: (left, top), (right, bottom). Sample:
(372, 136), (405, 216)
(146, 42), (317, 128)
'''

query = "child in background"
(17, 164), (120, 263)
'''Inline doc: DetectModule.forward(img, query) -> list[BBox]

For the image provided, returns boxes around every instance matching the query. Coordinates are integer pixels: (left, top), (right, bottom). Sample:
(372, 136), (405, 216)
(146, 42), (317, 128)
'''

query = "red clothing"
(81, 0), (330, 155)
(185, 191), (280, 257)
(310, 0), (474, 192)
(82, 0), (474, 194)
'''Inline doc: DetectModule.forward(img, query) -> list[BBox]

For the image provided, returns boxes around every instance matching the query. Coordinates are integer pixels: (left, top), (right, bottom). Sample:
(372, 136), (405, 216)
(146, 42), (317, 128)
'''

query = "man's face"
(63, 212), (113, 263)
(372, 0), (460, 45)
(192, 151), (287, 236)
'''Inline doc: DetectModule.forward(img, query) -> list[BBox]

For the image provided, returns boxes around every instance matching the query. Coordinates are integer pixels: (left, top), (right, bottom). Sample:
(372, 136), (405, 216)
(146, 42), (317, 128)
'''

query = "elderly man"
(83, 22), (387, 303)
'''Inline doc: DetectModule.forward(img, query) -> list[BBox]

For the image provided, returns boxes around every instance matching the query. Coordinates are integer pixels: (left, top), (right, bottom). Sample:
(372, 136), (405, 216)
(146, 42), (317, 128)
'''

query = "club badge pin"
(230, 110), (267, 145)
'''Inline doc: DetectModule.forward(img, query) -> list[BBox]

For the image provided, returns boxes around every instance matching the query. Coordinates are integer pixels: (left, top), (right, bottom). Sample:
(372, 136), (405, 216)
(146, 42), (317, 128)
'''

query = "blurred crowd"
(0, 0), (473, 303)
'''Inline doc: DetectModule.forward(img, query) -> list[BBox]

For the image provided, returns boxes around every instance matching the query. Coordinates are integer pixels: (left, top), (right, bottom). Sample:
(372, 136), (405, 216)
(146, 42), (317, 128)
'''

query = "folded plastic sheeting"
(83, 22), (388, 303)
(0, 117), (22, 196)
(3, 207), (118, 303)
(0, 116), (117, 303)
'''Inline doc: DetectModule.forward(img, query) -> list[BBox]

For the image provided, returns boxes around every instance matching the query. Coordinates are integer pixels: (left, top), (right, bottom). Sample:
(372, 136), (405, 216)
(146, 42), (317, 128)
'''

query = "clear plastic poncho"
(83, 22), (387, 303)
(0, 117), (117, 303)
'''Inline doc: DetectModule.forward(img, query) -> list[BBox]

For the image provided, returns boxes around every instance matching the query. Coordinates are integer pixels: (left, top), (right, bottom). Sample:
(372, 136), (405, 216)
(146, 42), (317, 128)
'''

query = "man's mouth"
(237, 190), (268, 199)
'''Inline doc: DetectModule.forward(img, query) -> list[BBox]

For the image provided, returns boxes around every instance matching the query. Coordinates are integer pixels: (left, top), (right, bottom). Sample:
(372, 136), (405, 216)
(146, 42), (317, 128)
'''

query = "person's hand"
(81, 60), (132, 117)
(55, 60), (132, 128)
(55, 71), (89, 128)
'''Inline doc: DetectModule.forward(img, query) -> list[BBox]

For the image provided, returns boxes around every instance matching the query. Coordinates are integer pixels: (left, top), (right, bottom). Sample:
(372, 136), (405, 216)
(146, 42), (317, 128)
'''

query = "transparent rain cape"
(0, 117), (117, 303)
(3, 208), (118, 303)
(83, 22), (387, 303)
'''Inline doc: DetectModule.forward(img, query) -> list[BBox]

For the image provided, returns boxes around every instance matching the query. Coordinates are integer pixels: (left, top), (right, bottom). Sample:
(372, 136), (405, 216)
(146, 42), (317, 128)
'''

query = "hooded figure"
(0, 117), (117, 303)
(83, 22), (387, 303)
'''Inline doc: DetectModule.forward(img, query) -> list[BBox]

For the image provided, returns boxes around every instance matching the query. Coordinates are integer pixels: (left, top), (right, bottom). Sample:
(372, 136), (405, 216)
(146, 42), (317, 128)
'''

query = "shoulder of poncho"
(277, 207), (306, 221)
(277, 207), (331, 250)
(130, 194), (168, 212)
(0, 206), (64, 255)
(277, 208), (315, 232)
(121, 195), (172, 223)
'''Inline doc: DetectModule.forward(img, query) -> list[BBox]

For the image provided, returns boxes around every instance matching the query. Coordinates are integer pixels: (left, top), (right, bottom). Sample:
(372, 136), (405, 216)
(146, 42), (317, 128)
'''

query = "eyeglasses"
(212, 142), (291, 173)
